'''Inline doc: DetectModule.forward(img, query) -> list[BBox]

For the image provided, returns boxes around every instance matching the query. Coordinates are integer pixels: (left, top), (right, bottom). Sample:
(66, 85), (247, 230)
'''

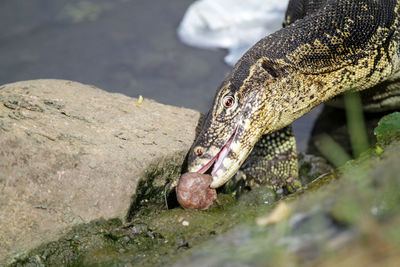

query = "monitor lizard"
(187, 0), (400, 193)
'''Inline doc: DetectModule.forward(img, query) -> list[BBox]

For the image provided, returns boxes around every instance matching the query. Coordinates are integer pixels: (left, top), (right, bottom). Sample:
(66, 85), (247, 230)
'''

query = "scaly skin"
(188, 0), (400, 189)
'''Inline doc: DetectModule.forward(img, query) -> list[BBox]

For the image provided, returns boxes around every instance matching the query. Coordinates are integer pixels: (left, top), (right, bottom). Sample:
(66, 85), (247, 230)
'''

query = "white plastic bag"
(178, 0), (289, 65)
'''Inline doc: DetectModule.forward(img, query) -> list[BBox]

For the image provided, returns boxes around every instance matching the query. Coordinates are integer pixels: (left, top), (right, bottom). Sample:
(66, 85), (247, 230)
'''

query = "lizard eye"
(222, 95), (235, 108)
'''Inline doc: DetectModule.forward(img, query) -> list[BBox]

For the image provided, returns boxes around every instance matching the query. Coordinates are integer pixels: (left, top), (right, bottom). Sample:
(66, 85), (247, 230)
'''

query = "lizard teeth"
(198, 154), (217, 174)
(211, 134), (234, 176)
(197, 128), (237, 176)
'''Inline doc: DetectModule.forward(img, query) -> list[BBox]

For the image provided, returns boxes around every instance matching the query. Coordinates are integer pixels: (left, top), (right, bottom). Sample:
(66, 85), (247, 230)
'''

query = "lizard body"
(188, 0), (400, 190)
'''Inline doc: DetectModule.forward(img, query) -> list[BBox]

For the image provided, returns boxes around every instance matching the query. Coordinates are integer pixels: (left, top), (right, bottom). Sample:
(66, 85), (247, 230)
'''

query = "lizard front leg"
(235, 125), (301, 194)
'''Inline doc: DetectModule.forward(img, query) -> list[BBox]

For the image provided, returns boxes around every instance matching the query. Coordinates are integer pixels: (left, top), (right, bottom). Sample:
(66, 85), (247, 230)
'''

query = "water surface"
(0, 0), (318, 151)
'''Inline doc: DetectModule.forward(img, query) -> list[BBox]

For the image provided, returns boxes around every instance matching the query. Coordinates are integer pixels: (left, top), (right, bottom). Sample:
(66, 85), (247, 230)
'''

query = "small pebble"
(182, 220), (189, 226)
(256, 202), (291, 226)
(176, 172), (217, 210)
(136, 95), (143, 107)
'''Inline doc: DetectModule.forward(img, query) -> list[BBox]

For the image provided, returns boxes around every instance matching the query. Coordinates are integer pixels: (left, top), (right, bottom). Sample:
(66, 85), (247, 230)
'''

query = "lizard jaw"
(197, 128), (237, 182)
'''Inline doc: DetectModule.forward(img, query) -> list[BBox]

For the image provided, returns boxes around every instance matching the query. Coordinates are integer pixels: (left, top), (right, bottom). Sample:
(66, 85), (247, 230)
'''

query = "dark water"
(0, 0), (320, 151)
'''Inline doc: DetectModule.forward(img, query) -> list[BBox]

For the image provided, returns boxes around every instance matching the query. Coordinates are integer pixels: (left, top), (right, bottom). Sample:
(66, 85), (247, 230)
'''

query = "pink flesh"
(197, 129), (236, 175)
(198, 155), (216, 174)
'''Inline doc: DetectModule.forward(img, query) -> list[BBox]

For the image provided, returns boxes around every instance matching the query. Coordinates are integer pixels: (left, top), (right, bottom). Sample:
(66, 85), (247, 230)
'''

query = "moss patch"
(173, 139), (400, 266)
(7, 114), (400, 267)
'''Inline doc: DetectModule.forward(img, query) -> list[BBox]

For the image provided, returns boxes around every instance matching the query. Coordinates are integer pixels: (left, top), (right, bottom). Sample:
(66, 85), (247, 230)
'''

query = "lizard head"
(187, 57), (283, 188)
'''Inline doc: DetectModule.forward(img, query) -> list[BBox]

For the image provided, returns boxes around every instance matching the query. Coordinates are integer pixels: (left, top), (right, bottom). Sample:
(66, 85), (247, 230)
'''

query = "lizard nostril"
(194, 147), (203, 156)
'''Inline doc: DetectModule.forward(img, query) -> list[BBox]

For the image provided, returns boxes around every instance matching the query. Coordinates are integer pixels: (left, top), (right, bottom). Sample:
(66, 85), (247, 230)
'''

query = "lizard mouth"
(197, 128), (237, 177)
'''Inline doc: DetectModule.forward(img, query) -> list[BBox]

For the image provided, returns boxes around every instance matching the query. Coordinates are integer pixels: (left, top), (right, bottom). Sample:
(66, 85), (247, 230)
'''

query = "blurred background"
(0, 0), (231, 112)
(0, 0), (320, 151)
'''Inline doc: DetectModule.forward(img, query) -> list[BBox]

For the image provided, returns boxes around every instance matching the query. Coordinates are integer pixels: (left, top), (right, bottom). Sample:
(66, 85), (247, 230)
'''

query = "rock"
(176, 172), (217, 210)
(0, 79), (200, 263)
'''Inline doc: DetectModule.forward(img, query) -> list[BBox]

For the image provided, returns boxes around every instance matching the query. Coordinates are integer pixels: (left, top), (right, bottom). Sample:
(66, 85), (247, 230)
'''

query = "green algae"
(4, 152), (336, 266)
(173, 140), (400, 266)
(126, 152), (186, 220)
(7, 183), (278, 266)
(7, 114), (400, 266)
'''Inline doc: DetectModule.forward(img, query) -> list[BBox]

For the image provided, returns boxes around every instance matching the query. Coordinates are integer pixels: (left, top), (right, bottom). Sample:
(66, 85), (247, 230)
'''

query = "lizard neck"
(263, 43), (400, 134)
